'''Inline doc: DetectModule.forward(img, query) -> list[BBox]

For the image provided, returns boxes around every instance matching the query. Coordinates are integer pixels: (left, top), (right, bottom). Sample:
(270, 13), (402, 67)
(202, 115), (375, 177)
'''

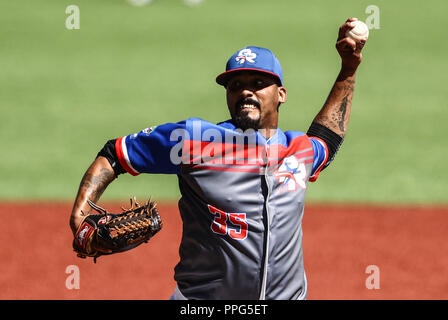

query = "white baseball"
(345, 20), (369, 41)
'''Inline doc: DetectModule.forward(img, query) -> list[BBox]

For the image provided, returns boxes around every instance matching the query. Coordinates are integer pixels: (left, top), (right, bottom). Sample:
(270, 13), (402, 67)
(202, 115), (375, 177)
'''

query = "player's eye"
(254, 79), (266, 89)
(227, 80), (242, 92)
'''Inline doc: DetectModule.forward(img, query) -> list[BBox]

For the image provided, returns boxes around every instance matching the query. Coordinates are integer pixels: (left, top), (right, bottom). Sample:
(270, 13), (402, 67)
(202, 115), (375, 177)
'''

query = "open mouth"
(236, 98), (260, 112)
(241, 103), (258, 110)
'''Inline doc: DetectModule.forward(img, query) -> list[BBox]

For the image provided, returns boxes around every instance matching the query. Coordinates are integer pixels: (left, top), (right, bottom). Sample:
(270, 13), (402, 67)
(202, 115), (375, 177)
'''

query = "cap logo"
(235, 48), (256, 64)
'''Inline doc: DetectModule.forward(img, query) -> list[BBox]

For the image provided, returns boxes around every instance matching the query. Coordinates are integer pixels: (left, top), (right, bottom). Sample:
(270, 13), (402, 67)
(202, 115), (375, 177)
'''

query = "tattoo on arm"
(78, 168), (115, 215)
(314, 76), (355, 137)
(335, 94), (348, 132)
(70, 157), (116, 234)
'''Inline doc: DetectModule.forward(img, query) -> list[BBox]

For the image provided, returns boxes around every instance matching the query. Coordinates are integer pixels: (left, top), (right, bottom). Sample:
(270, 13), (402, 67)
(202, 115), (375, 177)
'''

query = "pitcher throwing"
(69, 18), (367, 299)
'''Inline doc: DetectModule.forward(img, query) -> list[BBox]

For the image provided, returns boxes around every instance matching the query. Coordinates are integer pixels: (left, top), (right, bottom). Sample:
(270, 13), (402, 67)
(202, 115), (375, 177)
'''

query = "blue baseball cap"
(216, 46), (283, 86)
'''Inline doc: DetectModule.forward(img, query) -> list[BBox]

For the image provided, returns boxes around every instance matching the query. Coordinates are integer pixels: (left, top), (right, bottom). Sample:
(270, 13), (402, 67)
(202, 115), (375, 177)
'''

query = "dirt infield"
(1, 201), (447, 300)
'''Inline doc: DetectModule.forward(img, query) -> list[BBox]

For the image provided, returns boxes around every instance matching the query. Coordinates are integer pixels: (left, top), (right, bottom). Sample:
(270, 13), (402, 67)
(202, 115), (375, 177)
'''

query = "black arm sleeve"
(307, 122), (344, 170)
(96, 139), (126, 177)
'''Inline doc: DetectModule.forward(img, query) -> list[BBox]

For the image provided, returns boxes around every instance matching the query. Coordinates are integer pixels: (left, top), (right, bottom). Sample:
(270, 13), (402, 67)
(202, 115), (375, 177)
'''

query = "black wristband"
(97, 139), (126, 176)
(306, 122), (344, 169)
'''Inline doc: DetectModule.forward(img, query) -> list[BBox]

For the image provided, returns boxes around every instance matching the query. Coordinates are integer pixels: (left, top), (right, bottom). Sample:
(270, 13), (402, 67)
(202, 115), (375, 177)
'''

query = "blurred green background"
(1, 0), (447, 203)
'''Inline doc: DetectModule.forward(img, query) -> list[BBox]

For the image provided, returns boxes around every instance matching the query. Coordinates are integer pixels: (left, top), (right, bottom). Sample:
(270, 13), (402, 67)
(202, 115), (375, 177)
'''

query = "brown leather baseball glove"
(73, 197), (162, 262)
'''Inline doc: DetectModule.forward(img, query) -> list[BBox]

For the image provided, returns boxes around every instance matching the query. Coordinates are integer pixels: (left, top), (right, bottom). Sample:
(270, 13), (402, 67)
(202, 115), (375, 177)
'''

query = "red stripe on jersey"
(182, 158), (314, 173)
(183, 140), (265, 165)
(115, 137), (139, 176)
(181, 135), (313, 167)
(308, 137), (328, 182)
(181, 164), (263, 173)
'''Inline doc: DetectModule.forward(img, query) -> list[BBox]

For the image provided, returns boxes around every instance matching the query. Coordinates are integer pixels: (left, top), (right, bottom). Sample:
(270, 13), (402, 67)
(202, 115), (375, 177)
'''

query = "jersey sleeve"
(115, 120), (187, 175)
(308, 137), (329, 182)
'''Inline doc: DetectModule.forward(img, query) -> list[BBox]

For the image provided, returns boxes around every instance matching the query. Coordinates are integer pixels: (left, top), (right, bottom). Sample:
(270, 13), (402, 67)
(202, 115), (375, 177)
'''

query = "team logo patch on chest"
(275, 156), (307, 192)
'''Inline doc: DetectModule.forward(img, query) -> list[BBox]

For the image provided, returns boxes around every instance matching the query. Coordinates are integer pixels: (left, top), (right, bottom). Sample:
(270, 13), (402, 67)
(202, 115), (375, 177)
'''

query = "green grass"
(1, 0), (447, 203)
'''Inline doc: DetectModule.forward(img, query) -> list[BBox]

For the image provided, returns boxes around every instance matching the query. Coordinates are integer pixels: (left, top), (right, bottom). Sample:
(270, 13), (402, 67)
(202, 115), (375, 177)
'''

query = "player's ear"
(278, 86), (287, 103)
(277, 87), (287, 112)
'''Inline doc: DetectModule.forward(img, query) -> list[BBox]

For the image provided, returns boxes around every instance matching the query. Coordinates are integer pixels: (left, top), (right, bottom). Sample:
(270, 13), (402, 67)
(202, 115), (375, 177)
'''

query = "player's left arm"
(307, 18), (367, 170)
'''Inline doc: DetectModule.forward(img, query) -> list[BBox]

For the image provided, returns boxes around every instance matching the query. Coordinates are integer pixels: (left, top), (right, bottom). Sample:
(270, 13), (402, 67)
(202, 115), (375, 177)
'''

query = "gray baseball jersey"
(114, 118), (328, 299)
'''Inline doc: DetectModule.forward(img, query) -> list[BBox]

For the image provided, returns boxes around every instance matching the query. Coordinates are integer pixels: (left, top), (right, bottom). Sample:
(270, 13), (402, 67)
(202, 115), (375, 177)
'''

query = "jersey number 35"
(208, 205), (248, 241)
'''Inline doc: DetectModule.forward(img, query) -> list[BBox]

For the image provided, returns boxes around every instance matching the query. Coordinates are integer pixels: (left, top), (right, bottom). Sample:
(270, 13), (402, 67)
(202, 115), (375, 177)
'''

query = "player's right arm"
(69, 156), (116, 235)
(69, 120), (189, 235)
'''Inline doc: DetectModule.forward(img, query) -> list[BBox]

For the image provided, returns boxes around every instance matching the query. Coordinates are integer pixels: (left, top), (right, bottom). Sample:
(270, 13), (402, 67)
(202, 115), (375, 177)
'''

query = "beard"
(231, 97), (261, 131)
(232, 112), (261, 131)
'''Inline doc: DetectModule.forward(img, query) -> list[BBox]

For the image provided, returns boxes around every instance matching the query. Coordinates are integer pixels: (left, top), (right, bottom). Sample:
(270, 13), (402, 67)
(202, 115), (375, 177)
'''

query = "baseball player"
(70, 18), (366, 299)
